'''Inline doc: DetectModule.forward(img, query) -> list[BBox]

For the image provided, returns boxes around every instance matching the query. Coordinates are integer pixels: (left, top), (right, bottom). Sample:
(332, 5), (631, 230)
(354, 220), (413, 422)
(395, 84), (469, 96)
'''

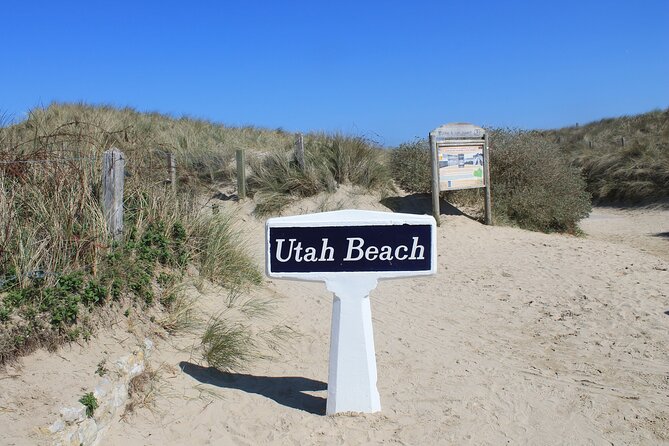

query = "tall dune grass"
(545, 108), (669, 203)
(248, 133), (393, 215)
(0, 103), (282, 363)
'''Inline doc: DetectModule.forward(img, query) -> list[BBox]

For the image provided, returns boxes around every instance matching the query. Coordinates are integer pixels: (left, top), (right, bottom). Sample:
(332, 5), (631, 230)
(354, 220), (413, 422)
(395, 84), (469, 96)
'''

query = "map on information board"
(438, 144), (485, 190)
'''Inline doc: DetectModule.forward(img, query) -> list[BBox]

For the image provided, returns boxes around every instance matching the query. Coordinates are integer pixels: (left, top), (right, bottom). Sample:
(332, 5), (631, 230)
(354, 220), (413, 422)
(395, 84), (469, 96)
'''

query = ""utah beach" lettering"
(275, 236), (425, 263)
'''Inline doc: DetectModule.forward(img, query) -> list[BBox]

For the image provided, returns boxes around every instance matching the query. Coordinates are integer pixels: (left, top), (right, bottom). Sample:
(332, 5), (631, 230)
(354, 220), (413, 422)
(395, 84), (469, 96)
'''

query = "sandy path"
(581, 206), (669, 260)
(2, 195), (669, 445)
(100, 201), (668, 445)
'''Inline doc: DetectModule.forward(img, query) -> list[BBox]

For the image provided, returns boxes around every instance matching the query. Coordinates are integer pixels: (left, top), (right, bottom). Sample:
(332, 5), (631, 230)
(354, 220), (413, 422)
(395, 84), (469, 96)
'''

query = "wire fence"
(0, 156), (97, 164)
(0, 147), (180, 183)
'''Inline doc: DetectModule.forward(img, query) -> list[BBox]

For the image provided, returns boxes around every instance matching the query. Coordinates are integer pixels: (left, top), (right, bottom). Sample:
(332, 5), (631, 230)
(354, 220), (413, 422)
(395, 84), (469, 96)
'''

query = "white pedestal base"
(325, 277), (381, 415)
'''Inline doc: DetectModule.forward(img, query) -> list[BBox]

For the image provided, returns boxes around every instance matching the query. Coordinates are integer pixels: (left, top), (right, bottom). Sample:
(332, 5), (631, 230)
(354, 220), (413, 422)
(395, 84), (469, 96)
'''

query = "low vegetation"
(200, 315), (257, 371)
(2, 102), (664, 368)
(123, 365), (160, 417)
(390, 139), (432, 194)
(199, 291), (296, 371)
(391, 109), (669, 228)
(78, 392), (98, 418)
(486, 128), (592, 232)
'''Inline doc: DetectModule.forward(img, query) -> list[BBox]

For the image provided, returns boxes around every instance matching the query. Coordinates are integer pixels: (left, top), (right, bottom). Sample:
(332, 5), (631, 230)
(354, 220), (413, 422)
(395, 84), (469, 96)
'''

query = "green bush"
(389, 139), (432, 193)
(488, 129), (591, 232)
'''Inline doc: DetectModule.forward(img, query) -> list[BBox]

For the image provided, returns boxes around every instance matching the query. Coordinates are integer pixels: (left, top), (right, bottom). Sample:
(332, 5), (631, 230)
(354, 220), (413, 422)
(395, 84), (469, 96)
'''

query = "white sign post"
(266, 210), (437, 414)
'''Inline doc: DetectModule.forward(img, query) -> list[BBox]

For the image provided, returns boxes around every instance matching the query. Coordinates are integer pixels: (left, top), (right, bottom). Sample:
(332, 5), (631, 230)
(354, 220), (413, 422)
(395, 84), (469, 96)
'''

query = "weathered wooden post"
(621, 137), (626, 147)
(167, 152), (177, 193)
(236, 149), (246, 199)
(102, 148), (125, 240)
(483, 132), (492, 225)
(295, 133), (306, 171)
(429, 133), (440, 226)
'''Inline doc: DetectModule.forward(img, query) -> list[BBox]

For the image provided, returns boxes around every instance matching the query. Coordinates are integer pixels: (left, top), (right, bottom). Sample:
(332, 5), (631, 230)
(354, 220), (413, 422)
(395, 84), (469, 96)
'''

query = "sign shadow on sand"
(179, 362), (327, 415)
(380, 193), (478, 220)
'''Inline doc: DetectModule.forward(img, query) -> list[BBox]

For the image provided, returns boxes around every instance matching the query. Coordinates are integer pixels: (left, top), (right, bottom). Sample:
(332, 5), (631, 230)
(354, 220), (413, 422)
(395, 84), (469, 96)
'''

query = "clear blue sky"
(2, 1), (668, 146)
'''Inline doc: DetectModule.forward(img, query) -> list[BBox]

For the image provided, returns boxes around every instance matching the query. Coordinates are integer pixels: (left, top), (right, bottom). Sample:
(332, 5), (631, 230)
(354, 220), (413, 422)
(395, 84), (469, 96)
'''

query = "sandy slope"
(2, 192), (668, 445)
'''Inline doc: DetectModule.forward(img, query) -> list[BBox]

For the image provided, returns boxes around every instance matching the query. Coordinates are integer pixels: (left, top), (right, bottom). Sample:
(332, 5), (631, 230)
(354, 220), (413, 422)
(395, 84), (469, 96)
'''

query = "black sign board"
(268, 224), (432, 274)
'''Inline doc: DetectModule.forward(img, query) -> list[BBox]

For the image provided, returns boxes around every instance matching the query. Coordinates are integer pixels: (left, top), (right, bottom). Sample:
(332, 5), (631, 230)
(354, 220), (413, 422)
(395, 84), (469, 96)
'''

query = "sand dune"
(2, 192), (668, 445)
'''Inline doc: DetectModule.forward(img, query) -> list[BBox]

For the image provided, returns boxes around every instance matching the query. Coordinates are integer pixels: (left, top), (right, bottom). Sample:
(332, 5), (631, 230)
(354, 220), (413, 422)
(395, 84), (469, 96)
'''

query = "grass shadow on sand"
(380, 193), (478, 221)
(179, 362), (327, 415)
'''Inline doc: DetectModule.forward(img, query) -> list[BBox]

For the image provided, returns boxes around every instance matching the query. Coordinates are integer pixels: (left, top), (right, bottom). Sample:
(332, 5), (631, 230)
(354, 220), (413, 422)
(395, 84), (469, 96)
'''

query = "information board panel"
(438, 143), (485, 190)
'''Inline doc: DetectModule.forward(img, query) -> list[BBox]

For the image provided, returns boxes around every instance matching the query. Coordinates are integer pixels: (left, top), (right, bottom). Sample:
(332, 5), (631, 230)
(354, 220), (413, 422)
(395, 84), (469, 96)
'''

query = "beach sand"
(2, 191), (668, 445)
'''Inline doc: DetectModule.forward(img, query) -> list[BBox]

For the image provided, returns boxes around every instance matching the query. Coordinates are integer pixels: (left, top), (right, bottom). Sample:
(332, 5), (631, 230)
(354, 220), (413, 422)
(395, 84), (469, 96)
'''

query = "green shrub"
(487, 129), (591, 232)
(389, 139), (432, 193)
(78, 392), (98, 418)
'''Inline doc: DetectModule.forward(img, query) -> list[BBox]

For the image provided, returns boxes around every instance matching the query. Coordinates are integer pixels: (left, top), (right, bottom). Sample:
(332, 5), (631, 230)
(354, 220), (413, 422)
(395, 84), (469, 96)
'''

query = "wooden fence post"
(295, 133), (305, 171)
(621, 137), (626, 147)
(429, 133), (440, 226)
(102, 148), (125, 241)
(167, 152), (176, 193)
(483, 133), (493, 226)
(236, 149), (246, 199)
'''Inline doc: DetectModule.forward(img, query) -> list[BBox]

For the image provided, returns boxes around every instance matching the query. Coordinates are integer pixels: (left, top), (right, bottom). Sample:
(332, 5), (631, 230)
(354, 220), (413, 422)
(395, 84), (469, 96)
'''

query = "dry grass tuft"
(200, 314), (257, 371)
(158, 285), (199, 335)
(123, 365), (161, 418)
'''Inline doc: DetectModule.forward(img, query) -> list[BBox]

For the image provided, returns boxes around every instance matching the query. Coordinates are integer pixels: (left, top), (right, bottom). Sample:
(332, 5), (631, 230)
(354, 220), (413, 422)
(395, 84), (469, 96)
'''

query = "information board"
(429, 123), (492, 225)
